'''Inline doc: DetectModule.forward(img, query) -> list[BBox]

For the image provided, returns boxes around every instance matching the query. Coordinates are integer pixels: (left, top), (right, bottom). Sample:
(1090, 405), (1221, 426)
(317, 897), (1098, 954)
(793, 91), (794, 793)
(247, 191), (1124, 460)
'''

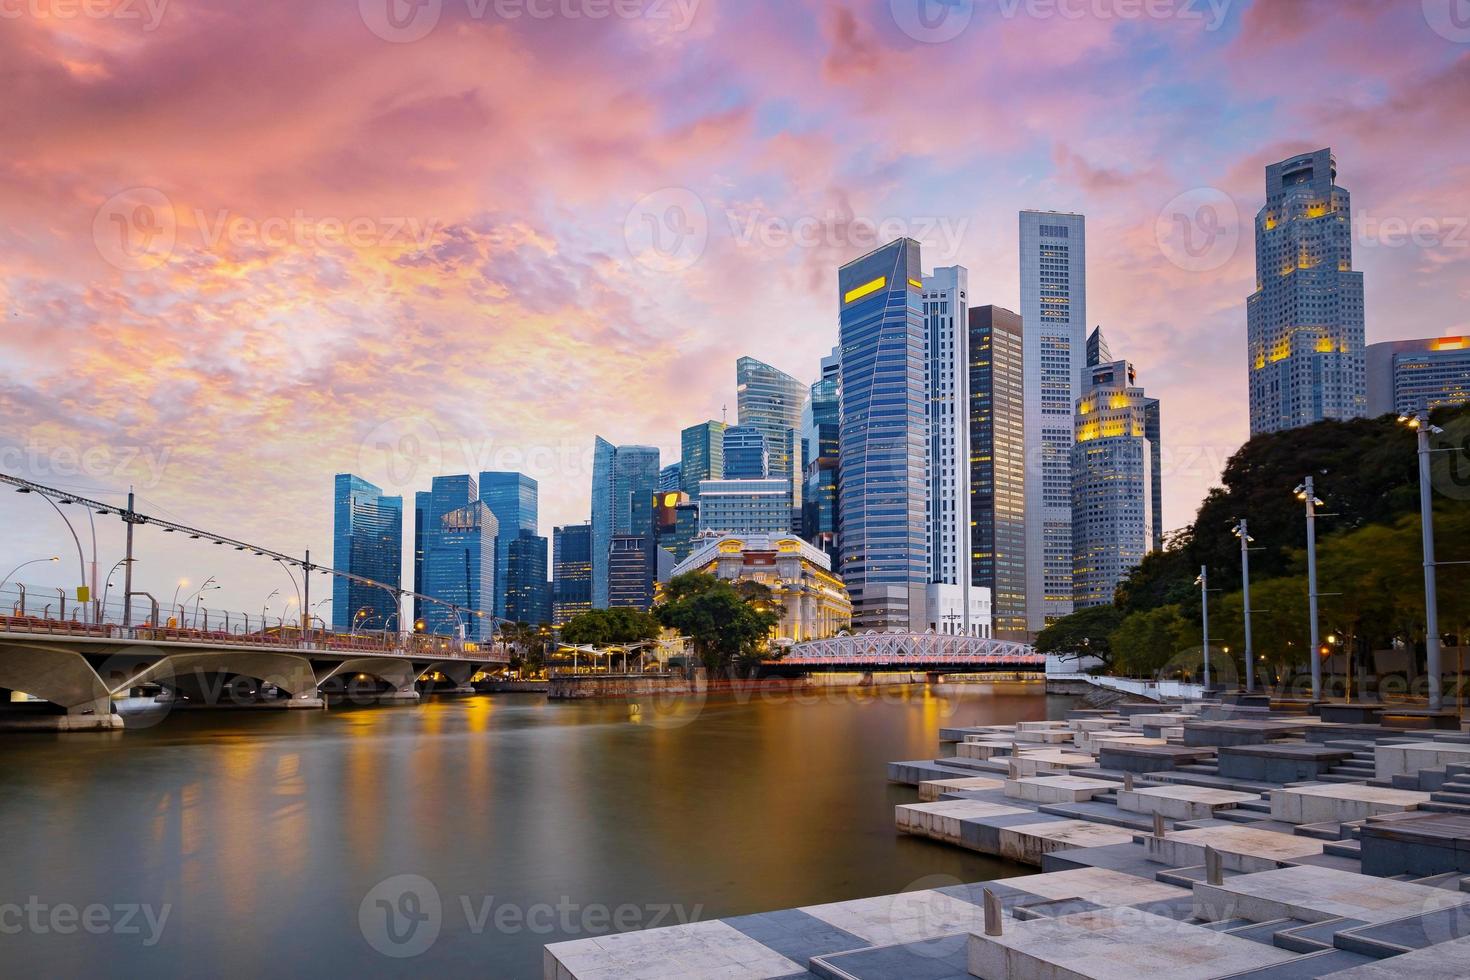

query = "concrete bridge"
(772, 631), (1040, 675)
(0, 615), (509, 731)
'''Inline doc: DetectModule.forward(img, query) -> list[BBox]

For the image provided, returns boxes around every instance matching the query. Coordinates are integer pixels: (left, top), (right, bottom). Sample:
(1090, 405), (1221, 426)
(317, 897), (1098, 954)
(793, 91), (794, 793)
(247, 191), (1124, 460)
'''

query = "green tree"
(560, 607), (660, 648)
(1110, 605), (1191, 677)
(655, 573), (782, 677)
(1035, 605), (1124, 669)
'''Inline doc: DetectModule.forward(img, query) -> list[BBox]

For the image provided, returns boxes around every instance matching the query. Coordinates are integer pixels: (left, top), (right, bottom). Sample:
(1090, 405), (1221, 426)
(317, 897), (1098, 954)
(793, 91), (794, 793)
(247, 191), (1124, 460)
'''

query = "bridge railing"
(782, 631), (1040, 665)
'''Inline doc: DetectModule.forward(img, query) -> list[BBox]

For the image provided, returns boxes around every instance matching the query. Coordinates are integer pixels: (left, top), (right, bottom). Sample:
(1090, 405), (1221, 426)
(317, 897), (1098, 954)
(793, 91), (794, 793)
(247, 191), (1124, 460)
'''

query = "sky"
(2, 0), (1468, 622)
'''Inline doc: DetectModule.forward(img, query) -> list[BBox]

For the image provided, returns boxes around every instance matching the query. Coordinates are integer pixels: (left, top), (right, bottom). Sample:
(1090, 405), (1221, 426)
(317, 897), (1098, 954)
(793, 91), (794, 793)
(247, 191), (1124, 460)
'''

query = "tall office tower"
(680, 420), (726, 499)
(837, 239), (929, 632)
(1020, 210), (1087, 632)
(800, 370), (840, 559)
(589, 438), (660, 608)
(413, 490), (429, 626)
(1247, 148), (1367, 435)
(969, 306), (1028, 639)
(697, 479), (793, 535)
(653, 490), (699, 564)
(552, 523), (593, 626)
(1071, 358), (1161, 609)
(922, 266), (974, 632)
(1086, 327), (1111, 368)
(722, 425), (768, 479)
(608, 535), (658, 610)
(505, 530), (550, 625)
(659, 462), (682, 494)
(736, 356), (808, 514)
(332, 474), (404, 632)
(1366, 337), (1470, 416)
(418, 474), (497, 640)
(478, 471), (537, 620)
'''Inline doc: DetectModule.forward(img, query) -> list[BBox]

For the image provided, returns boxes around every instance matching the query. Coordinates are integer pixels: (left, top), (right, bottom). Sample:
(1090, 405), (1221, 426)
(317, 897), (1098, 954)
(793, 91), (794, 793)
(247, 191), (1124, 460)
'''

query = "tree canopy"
(559, 607), (661, 648)
(655, 572), (783, 678)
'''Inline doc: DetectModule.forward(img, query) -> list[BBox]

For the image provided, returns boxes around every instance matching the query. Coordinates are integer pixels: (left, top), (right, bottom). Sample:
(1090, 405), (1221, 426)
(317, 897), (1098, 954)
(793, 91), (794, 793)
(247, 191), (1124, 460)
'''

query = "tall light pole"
(1295, 478), (1325, 702)
(1233, 520), (1256, 693)
(15, 488), (90, 623)
(1401, 414), (1446, 712)
(1195, 566), (1212, 688)
(0, 556), (60, 597)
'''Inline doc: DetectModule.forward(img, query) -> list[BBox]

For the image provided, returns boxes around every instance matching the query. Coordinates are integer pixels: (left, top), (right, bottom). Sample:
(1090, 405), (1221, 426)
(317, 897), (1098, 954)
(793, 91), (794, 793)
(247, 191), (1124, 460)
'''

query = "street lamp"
(0, 556), (60, 597)
(1233, 520), (1257, 693)
(1401, 413), (1447, 711)
(1294, 478), (1325, 702)
(1194, 566), (1212, 688)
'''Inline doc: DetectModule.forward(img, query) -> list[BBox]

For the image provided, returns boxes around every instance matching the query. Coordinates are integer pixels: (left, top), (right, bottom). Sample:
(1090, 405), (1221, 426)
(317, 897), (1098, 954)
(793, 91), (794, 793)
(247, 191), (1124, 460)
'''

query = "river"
(0, 684), (1067, 977)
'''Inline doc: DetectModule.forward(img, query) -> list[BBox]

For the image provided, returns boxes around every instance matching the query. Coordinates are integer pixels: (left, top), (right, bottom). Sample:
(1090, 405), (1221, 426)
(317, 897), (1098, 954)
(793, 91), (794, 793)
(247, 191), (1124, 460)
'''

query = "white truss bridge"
(780, 631), (1041, 669)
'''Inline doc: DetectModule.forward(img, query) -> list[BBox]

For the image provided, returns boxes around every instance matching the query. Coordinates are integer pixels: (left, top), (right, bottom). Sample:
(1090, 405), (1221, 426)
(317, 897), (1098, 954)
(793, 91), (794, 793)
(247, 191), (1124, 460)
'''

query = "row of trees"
(1040, 406), (1470, 681)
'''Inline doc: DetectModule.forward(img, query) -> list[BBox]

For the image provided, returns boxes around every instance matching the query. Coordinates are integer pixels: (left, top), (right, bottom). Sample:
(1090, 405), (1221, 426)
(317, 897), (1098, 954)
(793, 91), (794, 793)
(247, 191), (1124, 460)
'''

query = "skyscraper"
(969, 305), (1027, 639)
(1365, 336), (1470, 417)
(722, 425), (768, 479)
(922, 266), (974, 632)
(658, 462), (682, 493)
(679, 420), (726, 499)
(1072, 356), (1161, 608)
(837, 239), (929, 632)
(736, 355), (808, 520)
(478, 471), (537, 620)
(552, 523), (593, 626)
(332, 474), (403, 632)
(1020, 210), (1087, 632)
(413, 490), (429, 627)
(418, 474), (496, 640)
(589, 438), (660, 608)
(697, 479), (793, 535)
(608, 535), (658, 611)
(1247, 148), (1366, 434)
(800, 365), (840, 560)
(505, 530), (550, 625)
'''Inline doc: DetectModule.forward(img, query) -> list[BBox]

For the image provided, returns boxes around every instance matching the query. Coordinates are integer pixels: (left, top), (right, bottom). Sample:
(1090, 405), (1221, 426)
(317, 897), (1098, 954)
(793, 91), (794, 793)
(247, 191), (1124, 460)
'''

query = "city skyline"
(3, 2), (1468, 614)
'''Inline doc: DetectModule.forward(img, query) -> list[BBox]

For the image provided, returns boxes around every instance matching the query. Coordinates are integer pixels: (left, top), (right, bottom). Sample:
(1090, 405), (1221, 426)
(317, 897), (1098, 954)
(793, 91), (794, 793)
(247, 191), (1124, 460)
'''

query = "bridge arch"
(124, 651), (320, 703)
(316, 657), (420, 702)
(0, 642), (112, 716)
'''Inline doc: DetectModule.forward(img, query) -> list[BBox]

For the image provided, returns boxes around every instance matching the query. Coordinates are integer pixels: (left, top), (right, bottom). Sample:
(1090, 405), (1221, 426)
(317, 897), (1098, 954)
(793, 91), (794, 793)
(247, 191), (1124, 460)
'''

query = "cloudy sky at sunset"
(2, 0), (1468, 618)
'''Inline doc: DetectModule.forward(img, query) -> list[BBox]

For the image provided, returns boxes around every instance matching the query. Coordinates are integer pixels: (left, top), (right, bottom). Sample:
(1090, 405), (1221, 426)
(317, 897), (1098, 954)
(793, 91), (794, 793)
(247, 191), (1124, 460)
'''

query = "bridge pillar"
(926, 672), (943, 685)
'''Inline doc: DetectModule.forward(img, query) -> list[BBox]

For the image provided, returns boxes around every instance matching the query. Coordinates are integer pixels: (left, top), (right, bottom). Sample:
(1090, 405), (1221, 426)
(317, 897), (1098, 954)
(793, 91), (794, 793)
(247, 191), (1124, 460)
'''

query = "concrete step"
(1431, 790), (1470, 806)
(1323, 839), (1362, 859)
(1213, 808), (1272, 824)
(1173, 763), (1221, 776)
(1421, 801), (1470, 814)
(1407, 871), (1469, 891)
(1199, 917), (1254, 932)
(1331, 760), (1375, 772)
(1295, 821), (1347, 841)
(1234, 798), (1273, 813)
(1317, 773), (1372, 783)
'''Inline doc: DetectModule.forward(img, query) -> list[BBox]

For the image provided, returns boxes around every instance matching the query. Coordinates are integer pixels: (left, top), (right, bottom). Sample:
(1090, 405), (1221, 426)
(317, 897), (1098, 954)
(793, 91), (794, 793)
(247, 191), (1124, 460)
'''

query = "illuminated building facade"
(680, 420), (726, 499)
(332, 474), (403, 633)
(922, 266), (973, 633)
(552, 523), (593, 626)
(1366, 336), (1470, 416)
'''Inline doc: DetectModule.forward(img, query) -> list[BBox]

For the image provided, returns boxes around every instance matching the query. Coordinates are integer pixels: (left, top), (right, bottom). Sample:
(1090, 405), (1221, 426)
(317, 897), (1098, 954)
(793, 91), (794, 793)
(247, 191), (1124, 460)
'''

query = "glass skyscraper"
(552, 523), (593, 626)
(589, 438), (660, 608)
(922, 266), (973, 627)
(478, 471), (537, 620)
(332, 474), (403, 632)
(1248, 148), (1366, 435)
(736, 356), (808, 519)
(659, 462), (682, 494)
(505, 530), (550, 625)
(969, 305), (1028, 639)
(1020, 210), (1087, 632)
(680, 420), (726, 498)
(721, 425), (768, 479)
(800, 366), (840, 560)
(697, 479), (792, 535)
(1366, 336), (1470, 416)
(836, 239), (929, 632)
(417, 474), (496, 640)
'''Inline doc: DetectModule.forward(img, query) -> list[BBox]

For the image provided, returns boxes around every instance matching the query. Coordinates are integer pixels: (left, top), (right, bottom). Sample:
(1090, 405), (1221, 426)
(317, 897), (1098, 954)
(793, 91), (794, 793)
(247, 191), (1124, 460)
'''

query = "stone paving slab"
(1269, 782), (1430, 824)
(1004, 775), (1115, 804)
(997, 819), (1136, 865)
(917, 776), (1006, 801)
(1375, 741), (1470, 780)
(967, 906), (1297, 979)
(724, 908), (870, 966)
(799, 889), (988, 947)
(1009, 750), (1097, 777)
(896, 800), (1030, 844)
(1146, 825), (1326, 872)
(1000, 866), (1187, 907)
(811, 934), (970, 980)
(1319, 933), (1470, 978)
(1116, 784), (1260, 820)
(1191, 864), (1470, 926)
(543, 918), (804, 980)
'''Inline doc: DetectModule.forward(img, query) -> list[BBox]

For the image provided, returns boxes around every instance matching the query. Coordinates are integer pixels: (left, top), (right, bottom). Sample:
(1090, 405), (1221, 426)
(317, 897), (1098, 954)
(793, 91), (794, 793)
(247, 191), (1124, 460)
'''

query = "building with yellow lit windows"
(1071, 337), (1162, 609)
(1247, 148), (1366, 434)
(667, 533), (852, 643)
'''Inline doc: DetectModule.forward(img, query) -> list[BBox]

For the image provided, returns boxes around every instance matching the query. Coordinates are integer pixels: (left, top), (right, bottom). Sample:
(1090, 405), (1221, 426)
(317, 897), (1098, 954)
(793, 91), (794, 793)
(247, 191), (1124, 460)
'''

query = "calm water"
(0, 685), (1065, 978)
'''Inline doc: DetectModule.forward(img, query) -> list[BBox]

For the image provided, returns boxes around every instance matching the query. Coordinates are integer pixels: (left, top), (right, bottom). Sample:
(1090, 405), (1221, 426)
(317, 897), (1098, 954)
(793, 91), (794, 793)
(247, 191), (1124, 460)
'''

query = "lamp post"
(1401, 414), (1446, 711)
(1233, 520), (1256, 693)
(1294, 478), (1325, 702)
(0, 556), (61, 599)
(1195, 566), (1212, 689)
